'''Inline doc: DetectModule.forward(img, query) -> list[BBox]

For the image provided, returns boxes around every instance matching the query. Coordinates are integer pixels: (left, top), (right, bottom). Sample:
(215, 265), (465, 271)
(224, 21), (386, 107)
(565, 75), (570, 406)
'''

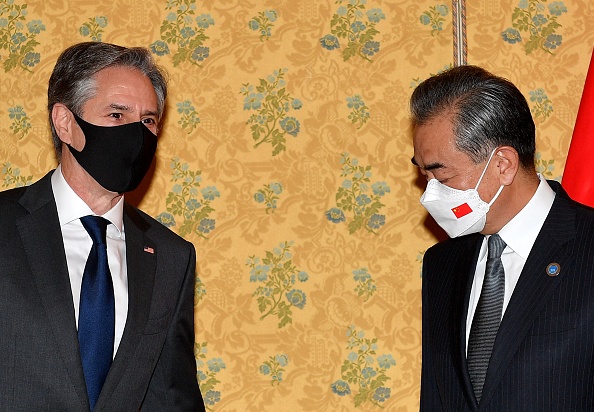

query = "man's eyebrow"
(410, 157), (445, 171)
(109, 103), (131, 111)
(141, 109), (159, 117)
(424, 162), (445, 171)
(108, 104), (158, 118)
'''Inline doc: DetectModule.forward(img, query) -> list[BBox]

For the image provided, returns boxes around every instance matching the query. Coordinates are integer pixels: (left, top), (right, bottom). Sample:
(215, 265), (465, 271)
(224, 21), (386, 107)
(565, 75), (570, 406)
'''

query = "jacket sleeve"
(420, 259), (443, 411)
(141, 244), (206, 411)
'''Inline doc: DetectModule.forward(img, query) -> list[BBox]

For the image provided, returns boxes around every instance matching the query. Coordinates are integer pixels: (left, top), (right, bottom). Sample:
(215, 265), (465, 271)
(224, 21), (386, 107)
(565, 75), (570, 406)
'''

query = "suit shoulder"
(0, 185), (29, 220)
(425, 234), (478, 259)
(0, 184), (27, 205)
(125, 203), (194, 251)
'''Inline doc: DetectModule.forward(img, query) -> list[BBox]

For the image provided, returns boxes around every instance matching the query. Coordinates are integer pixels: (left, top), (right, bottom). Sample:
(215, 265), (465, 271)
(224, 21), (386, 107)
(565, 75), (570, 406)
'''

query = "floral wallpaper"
(1, 0), (592, 410)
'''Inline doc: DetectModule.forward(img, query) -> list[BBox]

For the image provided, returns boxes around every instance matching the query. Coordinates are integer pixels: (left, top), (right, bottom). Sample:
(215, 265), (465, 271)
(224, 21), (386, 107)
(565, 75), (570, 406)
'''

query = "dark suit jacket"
(0, 171), (205, 411)
(420, 180), (594, 411)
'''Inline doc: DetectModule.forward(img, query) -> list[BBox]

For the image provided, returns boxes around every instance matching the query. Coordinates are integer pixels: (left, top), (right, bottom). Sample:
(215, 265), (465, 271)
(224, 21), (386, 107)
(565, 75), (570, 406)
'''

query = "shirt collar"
(50, 164), (124, 237)
(498, 174), (556, 259)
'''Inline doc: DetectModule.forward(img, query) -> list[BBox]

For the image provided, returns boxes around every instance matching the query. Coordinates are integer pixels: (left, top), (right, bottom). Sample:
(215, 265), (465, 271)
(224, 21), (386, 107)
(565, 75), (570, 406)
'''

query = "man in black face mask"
(0, 42), (205, 411)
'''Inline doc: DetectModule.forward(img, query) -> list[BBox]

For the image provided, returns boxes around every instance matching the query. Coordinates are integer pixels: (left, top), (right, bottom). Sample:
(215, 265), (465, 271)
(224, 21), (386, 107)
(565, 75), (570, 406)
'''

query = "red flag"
(451, 203), (473, 219)
(563, 48), (594, 207)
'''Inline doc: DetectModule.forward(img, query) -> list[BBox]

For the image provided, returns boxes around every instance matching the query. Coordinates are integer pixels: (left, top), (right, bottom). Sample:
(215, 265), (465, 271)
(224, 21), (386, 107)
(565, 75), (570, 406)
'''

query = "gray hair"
(410, 65), (535, 169)
(47, 41), (168, 159)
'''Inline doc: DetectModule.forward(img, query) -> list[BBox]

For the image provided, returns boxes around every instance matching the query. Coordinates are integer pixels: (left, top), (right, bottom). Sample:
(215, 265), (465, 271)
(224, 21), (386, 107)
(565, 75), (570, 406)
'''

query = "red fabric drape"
(562, 49), (594, 207)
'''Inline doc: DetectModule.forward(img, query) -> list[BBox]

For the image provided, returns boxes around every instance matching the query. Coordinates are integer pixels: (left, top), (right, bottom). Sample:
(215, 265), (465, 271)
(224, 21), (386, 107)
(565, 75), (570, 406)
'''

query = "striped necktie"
(467, 233), (506, 403)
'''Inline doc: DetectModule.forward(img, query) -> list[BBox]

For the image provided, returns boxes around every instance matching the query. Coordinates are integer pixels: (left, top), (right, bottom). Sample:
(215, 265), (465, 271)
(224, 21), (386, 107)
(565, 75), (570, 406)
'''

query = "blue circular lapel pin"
(546, 263), (560, 277)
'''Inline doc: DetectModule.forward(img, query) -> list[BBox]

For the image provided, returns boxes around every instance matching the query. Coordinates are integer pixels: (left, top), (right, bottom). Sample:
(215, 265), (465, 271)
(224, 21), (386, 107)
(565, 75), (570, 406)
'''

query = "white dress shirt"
(51, 165), (128, 356)
(466, 175), (556, 352)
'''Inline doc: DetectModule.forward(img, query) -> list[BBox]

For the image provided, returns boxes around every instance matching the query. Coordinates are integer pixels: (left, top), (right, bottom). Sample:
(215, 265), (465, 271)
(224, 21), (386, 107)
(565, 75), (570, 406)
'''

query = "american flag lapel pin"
(144, 246), (155, 254)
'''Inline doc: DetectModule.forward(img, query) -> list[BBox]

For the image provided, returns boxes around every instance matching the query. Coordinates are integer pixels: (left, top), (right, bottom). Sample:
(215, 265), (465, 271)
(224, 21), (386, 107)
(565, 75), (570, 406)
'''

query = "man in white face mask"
(413, 65), (594, 411)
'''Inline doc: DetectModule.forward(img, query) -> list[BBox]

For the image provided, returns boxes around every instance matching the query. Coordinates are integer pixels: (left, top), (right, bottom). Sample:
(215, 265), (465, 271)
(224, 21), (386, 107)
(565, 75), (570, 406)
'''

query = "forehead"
(89, 66), (157, 106)
(412, 114), (459, 167)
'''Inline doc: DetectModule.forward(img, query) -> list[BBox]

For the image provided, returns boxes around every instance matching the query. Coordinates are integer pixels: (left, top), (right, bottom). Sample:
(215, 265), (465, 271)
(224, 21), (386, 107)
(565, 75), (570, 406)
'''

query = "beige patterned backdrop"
(1, 0), (593, 410)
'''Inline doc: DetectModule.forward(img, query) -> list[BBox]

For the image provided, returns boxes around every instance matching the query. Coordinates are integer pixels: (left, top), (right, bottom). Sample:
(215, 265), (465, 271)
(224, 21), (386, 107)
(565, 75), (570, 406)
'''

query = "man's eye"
(109, 113), (122, 119)
(142, 118), (155, 125)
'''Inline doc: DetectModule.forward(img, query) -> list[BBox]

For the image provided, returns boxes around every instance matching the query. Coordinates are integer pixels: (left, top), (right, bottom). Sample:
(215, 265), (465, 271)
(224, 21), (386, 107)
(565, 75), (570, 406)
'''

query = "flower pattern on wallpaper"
(3, 1), (588, 410)
(177, 100), (200, 133)
(8, 105), (30, 138)
(156, 157), (219, 239)
(259, 354), (289, 385)
(247, 241), (309, 328)
(529, 88), (553, 121)
(195, 275), (206, 305)
(253, 182), (283, 213)
(195, 342), (225, 411)
(150, 0), (214, 67)
(535, 152), (559, 180)
(248, 9), (277, 41)
(419, 4), (448, 36)
(346, 94), (370, 129)
(0, 0), (45, 72)
(326, 153), (389, 234)
(241, 68), (303, 156)
(410, 64), (453, 89)
(331, 326), (396, 407)
(2, 162), (32, 188)
(79, 16), (108, 42)
(416, 250), (426, 277)
(501, 0), (567, 54)
(352, 267), (376, 302)
(320, 0), (386, 62)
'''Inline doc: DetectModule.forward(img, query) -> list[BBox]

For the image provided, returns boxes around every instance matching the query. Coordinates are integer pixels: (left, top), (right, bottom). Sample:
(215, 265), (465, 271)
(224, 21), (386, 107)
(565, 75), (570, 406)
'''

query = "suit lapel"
(479, 187), (576, 409)
(16, 172), (89, 408)
(96, 204), (157, 410)
(429, 233), (483, 410)
(456, 235), (483, 410)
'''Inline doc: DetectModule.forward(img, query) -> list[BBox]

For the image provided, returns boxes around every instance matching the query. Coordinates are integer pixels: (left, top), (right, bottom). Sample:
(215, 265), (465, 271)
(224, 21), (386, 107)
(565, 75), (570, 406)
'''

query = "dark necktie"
(78, 216), (115, 411)
(467, 233), (506, 403)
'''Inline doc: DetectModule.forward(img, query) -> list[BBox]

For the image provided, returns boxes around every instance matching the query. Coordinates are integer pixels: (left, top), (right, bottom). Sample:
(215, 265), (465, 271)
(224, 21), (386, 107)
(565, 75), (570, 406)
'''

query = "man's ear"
(51, 103), (75, 145)
(494, 146), (519, 186)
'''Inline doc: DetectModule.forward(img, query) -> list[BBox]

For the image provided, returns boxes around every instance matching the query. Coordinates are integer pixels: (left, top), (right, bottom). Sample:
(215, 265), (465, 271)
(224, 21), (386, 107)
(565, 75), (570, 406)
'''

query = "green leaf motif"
(194, 342), (225, 411)
(501, 0), (568, 55)
(346, 94), (370, 129)
(320, 1), (386, 62)
(534, 152), (557, 178)
(79, 16), (108, 42)
(1, 162), (32, 188)
(149, 0), (214, 67)
(330, 326), (396, 407)
(248, 9), (277, 41)
(7, 105), (31, 138)
(419, 4), (449, 36)
(259, 354), (289, 386)
(156, 158), (219, 240)
(247, 241), (309, 328)
(352, 268), (377, 302)
(529, 87), (554, 121)
(326, 153), (389, 235)
(241, 69), (303, 156)
(176, 100), (201, 133)
(0, 1), (46, 72)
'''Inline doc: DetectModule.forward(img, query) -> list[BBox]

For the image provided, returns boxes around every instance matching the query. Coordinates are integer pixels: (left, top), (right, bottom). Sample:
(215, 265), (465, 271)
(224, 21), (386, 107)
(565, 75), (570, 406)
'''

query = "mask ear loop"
(474, 148), (498, 190)
(474, 148), (505, 207)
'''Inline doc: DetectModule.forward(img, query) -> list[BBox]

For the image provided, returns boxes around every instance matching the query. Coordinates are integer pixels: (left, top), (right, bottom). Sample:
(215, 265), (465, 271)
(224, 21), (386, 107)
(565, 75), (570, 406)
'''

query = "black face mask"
(67, 113), (157, 193)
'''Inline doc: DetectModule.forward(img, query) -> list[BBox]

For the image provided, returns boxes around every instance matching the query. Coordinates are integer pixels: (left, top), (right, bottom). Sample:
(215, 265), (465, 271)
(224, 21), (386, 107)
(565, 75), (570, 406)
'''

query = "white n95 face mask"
(419, 150), (504, 238)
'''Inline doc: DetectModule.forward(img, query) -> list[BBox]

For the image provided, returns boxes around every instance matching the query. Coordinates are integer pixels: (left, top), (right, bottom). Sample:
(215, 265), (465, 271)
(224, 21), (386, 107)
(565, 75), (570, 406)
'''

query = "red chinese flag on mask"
(563, 48), (594, 207)
(451, 203), (473, 219)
